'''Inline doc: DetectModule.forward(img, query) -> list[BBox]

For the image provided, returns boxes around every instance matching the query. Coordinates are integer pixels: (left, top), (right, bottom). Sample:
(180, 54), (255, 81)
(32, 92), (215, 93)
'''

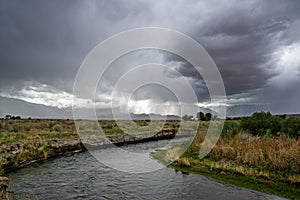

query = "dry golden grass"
(152, 121), (300, 197)
(208, 132), (300, 174)
(178, 157), (191, 167)
(164, 147), (181, 163)
(287, 174), (300, 184)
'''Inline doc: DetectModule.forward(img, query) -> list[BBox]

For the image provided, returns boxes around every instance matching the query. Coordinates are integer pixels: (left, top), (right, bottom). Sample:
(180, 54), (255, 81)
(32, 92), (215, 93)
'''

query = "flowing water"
(8, 138), (285, 200)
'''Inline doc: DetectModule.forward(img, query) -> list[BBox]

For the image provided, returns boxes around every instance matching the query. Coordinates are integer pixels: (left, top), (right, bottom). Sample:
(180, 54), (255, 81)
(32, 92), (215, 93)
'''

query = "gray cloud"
(166, 0), (300, 95)
(0, 0), (152, 92)
(1, 0), (300, 116)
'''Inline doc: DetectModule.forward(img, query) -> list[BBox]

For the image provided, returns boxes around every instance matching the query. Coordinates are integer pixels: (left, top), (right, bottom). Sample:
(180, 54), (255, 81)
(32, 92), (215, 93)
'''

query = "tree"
(197, 112), (205, 121)
(197, 112), (212, 121)
(205, 113), (212, 121)
(5, 115), (21, 120)
(240, 111), (283, 136)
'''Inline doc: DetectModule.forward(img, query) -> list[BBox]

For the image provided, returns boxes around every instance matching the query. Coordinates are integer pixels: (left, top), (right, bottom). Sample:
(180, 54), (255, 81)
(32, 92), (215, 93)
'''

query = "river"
(8, 138), (285, 199)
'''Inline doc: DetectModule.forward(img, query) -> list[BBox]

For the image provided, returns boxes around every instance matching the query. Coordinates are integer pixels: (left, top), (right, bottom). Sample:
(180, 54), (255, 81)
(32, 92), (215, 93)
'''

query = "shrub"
(40, 122), (49, 129)
(178, 157), (191, 167)
(197, 112), (212, 121)
(240, 112), (300, 137)
(52, 124), (63, 132)
(281, 117), (300, 137)
(240, 112), (282, 136)
(12, 123), (24, 132)
(221, 121), (241, 139)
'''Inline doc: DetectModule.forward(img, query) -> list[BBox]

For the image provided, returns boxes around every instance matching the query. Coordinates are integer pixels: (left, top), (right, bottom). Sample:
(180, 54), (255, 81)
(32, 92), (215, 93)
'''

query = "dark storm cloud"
(1, 0), (300, 115)
(1, 0), (299, 95)
(165, 0), (300, 95)
(0, 0), (152, 92)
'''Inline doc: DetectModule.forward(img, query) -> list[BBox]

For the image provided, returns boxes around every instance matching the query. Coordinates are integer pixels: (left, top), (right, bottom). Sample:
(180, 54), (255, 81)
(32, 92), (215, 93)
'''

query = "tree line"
(222, 111), (300, 138)
(182, 111), (300, 138)
(182, 112), (214, 121)
(4, 115), (21, 120)
(240, 111), (300, 137)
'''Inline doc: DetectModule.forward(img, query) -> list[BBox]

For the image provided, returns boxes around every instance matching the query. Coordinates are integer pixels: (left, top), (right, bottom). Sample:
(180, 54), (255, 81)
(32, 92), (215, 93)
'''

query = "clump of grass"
(164, 147), (181, 163)
(52, 124), (63, 132)
(287, 174), (300, 184)
(178, 157), (190, 167)
(0, 160), (3, 176)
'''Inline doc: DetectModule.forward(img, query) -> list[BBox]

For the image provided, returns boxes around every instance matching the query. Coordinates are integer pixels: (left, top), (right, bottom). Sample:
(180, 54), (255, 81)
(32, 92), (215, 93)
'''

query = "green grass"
(0, 119), (184, 173)
(0, 119), (183, 144)
(152, 150), (300, 199)
(173, 164), (300, 200)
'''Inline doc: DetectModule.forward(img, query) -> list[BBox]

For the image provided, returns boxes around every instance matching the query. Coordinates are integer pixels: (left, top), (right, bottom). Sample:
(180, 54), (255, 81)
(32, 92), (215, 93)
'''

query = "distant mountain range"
(1, 96), (293, 119)
(226, 104), (269, 117)
(0, 97), (181, 120)
(130, 113), (181, 120)
(0, 97), (72, 119)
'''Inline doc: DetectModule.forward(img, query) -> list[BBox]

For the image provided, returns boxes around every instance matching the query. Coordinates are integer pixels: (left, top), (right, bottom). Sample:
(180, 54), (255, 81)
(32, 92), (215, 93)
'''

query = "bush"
(52, 124), (63, 132)
(197, 112), (212, 121)
(40, 122), (49, 129)
(12, 123), (22, 132)
(281, 117), (300, 137)
(240, 112), (282, 136)
(221, 121), (241, 139)
(240, 112), (300, 137)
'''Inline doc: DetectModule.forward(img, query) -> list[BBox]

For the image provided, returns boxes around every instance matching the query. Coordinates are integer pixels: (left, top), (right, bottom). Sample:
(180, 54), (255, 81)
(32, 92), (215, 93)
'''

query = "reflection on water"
(8, 139), (285, 200)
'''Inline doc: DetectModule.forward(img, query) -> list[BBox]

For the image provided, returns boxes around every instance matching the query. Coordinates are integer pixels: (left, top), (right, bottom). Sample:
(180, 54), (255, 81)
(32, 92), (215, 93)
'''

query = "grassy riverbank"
(1, 115), (300, 199)
(0, 119), (180, 174)
(0, 119), (181, 144)
(152, 115), (300, 199)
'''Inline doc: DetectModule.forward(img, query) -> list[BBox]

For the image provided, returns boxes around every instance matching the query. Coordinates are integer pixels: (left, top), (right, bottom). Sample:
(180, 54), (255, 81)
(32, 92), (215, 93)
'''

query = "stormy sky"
(1, 0), (300, 118)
